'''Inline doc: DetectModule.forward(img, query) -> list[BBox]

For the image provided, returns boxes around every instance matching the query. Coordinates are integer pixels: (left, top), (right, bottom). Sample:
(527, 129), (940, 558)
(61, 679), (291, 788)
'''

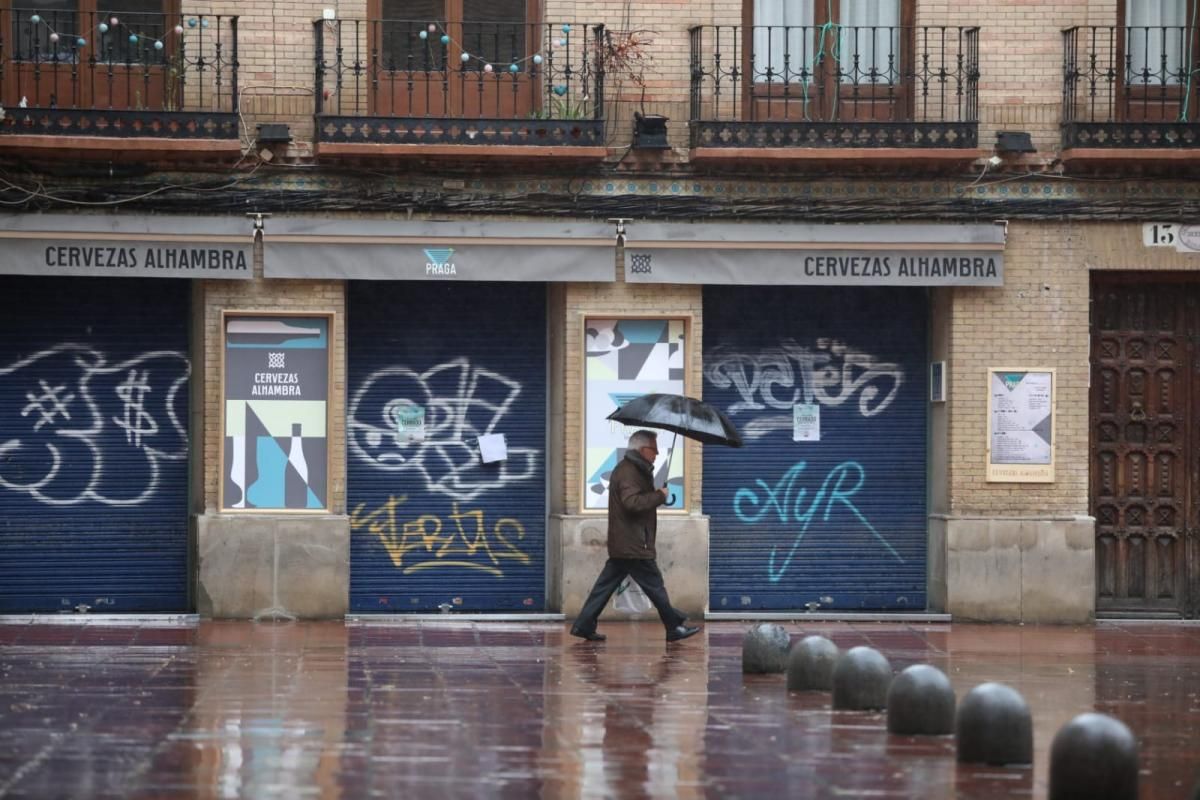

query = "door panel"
(1091, 276), (1196, 617)
(1118, 0), (1199, 122)
(371, 0), (535, 119)
(2, 5), (174, 110)
(745, 0), (910, 123)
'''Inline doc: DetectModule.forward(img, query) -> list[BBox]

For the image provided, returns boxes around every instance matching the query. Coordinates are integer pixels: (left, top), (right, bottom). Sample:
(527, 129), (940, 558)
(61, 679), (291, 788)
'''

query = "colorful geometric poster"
(584, 319), (686, 509)
(223, 316), (329, 510)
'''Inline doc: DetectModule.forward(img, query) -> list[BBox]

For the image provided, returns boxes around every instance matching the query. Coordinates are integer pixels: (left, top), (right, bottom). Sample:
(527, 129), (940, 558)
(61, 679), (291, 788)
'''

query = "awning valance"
(623, 222), (1006, 286)
(0, 214), (253, 280)
(263, 218), (616, 282)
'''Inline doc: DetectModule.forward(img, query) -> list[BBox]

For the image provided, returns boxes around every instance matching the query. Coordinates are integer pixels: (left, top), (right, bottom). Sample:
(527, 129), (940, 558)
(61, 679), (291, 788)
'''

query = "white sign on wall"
(1142, 223), (1200, 253)
(986, 368), (1055, 483)
(792, 403), (821, 442)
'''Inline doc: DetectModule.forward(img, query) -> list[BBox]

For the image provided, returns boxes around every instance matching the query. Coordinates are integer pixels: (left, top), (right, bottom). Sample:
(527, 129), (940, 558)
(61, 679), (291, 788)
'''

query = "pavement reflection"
(0, 620), (1197, 799)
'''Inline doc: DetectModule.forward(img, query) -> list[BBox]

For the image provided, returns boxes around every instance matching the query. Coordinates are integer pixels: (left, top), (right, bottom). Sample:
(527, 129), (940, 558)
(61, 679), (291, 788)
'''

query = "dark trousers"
(572, 557), (687, 634)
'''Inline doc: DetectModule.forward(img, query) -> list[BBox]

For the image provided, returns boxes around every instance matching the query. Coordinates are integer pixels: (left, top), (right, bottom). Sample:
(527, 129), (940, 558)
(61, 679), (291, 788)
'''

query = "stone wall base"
(550, 514), (710, 622)
(944, 515), (1095, 623)
(195, 514), (349, 619)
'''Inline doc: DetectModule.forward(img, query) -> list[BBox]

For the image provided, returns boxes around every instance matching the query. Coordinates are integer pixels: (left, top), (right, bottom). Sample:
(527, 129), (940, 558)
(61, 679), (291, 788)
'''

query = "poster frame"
(580, 314), (692, 514)
(218, 310), (335, 513)
(985, 366), (1056, 483)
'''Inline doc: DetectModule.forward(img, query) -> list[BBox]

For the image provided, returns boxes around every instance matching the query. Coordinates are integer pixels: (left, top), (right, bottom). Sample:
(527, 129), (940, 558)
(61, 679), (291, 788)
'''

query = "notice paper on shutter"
(478, 434), (508, 463)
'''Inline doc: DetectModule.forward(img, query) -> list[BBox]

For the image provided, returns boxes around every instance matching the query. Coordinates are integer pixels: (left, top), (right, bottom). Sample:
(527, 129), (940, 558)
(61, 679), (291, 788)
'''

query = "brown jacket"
(607, 451), (666, 560)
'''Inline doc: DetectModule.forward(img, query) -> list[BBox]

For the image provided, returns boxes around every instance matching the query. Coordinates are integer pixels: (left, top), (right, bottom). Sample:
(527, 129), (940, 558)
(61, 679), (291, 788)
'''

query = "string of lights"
(24, 12), (209, 53)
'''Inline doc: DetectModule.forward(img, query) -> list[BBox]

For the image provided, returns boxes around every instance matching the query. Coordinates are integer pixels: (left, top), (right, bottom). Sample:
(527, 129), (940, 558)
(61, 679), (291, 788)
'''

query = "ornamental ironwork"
(313, 19), (605, 148)
(688, 24), (980, 149)
(1062, 25), (1200, 149)
(0, 11), (239, 139)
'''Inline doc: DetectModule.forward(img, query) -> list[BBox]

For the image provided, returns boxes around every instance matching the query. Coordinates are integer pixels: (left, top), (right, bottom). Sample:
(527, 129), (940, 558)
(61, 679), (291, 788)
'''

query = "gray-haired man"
(570, 429), (701, 643)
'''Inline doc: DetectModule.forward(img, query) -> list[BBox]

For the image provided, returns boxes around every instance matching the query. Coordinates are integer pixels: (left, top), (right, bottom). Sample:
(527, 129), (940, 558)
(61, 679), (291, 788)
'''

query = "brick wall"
(558, 250), (704, 514)
(947, 221), (1200, 517)
(209, 0), (1141, 157)
(200, 252), (347, 514)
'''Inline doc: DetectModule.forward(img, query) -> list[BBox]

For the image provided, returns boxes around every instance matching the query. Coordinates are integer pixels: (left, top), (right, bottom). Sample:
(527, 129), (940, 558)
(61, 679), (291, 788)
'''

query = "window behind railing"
(751, 0), (812, 84)
(839, 1), (899, 84)
(379, 0), (526, 72)
(750, 0), (901, 85)
(1126, 0), (1187, 86)
(12, 0), (169, 64)
(379, 0), (440, 69)
(11, 1), (77, 62)
(96, 0), (168, 64)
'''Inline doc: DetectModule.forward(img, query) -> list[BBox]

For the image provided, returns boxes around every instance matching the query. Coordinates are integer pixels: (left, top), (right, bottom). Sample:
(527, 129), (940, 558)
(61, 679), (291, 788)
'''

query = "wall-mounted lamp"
(608, 217), (633, 245)
(632, 112), (670, 150)
(256, 123), (292, 144)
(246, 212), (270, 241)
(995, 131), (1035, 154)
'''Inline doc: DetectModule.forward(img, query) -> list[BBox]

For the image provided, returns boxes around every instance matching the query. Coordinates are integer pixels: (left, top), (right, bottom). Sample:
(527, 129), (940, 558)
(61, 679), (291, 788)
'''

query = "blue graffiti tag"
(733, 461), (903, 583)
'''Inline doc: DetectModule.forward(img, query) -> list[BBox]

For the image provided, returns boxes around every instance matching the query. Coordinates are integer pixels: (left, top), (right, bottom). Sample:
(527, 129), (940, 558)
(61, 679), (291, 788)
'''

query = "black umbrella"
(606, 393), (743, 504)
(606, 393), (743, 447)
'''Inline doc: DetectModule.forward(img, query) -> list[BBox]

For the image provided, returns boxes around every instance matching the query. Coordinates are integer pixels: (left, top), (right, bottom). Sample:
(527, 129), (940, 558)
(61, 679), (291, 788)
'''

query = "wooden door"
(2, 2), (176, 112)
(370, 0), (536, 119)
(2, 2), (85, 108)
(744, 0), (912, 123)
(1091, 275), (1199, 618)
(1116, 0), (1199, 123)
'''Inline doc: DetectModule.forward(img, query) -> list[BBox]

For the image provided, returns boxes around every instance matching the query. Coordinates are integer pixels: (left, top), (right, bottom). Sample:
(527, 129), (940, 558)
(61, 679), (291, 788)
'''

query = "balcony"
(688, 24), (981, 170)
(313, 19), (606, 162)
(1062, 25), (1200, 170)
(0, 10), (240, 160)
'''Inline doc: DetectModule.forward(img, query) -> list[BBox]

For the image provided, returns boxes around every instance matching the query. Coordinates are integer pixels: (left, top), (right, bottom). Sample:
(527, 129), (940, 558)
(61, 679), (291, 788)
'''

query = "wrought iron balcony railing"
(314, 19), (605, 148)
(689, 24), (979, 149)
(1063, 25), (1200, 149)
(0, 10), (239, 140)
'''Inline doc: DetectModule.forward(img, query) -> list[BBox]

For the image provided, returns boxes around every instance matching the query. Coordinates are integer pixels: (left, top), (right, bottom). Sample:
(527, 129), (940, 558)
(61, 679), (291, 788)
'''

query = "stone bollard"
(1048, 713), (1138, 800)
(955, 682), (1033, 765)
(886, 664), (956, 735)
(787, 635), (839, 691)
(831, 646), (892, 710)
(742, 623), (791, 674)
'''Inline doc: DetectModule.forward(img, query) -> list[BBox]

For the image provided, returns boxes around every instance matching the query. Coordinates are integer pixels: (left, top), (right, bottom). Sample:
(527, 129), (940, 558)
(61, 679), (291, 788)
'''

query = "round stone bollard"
(787, 635), (839, 691)
(1048, 713), (1138, 800)
(831, 646), (892, 710)
(955, 682), (1034, 765)
(742, 623), (791, 674)
(886, 664), (956, 735)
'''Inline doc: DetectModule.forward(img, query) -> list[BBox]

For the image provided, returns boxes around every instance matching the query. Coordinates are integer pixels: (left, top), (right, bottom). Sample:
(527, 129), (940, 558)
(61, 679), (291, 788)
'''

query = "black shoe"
(570, 628), (606, 642)
(666, 624), (700, 643)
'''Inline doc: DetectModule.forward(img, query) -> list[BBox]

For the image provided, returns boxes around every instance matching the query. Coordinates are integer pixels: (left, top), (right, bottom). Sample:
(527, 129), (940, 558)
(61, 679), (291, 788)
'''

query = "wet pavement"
(0, 620), (1198, 799)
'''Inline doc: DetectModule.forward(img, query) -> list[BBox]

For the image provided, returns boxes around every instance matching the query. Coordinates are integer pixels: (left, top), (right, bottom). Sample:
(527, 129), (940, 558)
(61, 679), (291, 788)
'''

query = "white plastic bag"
(613, 577), (652, 613)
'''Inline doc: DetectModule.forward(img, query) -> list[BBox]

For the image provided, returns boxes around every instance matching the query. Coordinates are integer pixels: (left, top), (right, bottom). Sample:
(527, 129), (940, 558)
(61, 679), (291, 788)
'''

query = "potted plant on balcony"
(597, 29), (668, 149)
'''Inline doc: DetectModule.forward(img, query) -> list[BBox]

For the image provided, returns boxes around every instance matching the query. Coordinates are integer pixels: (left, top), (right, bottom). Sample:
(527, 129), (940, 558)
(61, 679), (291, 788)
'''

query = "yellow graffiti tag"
(350, 495), (531, 577)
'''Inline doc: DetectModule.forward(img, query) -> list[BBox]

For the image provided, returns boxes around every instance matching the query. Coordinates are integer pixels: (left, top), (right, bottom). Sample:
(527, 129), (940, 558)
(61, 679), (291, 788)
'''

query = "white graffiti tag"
(349, 358), (538, 502)
(705, 339), (904, 439)
(0, 344), (189, 505)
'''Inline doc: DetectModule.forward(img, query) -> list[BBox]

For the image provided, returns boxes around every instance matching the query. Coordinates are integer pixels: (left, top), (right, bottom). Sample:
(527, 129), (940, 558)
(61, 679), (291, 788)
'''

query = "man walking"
(570, 429), (701, 643)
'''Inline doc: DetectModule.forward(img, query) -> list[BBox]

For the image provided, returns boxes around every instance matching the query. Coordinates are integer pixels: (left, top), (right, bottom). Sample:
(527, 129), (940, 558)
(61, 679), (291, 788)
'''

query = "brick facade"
(7, 0), (1200, 620)
(200, 261), (347, 515)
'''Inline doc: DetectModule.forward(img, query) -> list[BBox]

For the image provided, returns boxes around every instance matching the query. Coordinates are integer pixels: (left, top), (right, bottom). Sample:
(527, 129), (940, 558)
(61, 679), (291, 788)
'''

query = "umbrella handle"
(662, 431), (679, 508)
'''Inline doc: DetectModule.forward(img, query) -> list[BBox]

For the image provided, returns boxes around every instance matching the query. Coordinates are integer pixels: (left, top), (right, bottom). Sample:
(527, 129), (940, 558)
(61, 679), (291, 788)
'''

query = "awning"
(0, 214), (253, 280)
(623, 222), (1006, 286)
(263, 218), (616, 281)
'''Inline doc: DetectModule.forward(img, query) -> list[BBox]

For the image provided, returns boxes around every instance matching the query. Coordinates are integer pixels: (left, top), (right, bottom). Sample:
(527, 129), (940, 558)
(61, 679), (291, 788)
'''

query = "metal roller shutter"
(703, 285), (928, 611)
(0, 276), (191, 613)
(348, 282), (547, 612)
